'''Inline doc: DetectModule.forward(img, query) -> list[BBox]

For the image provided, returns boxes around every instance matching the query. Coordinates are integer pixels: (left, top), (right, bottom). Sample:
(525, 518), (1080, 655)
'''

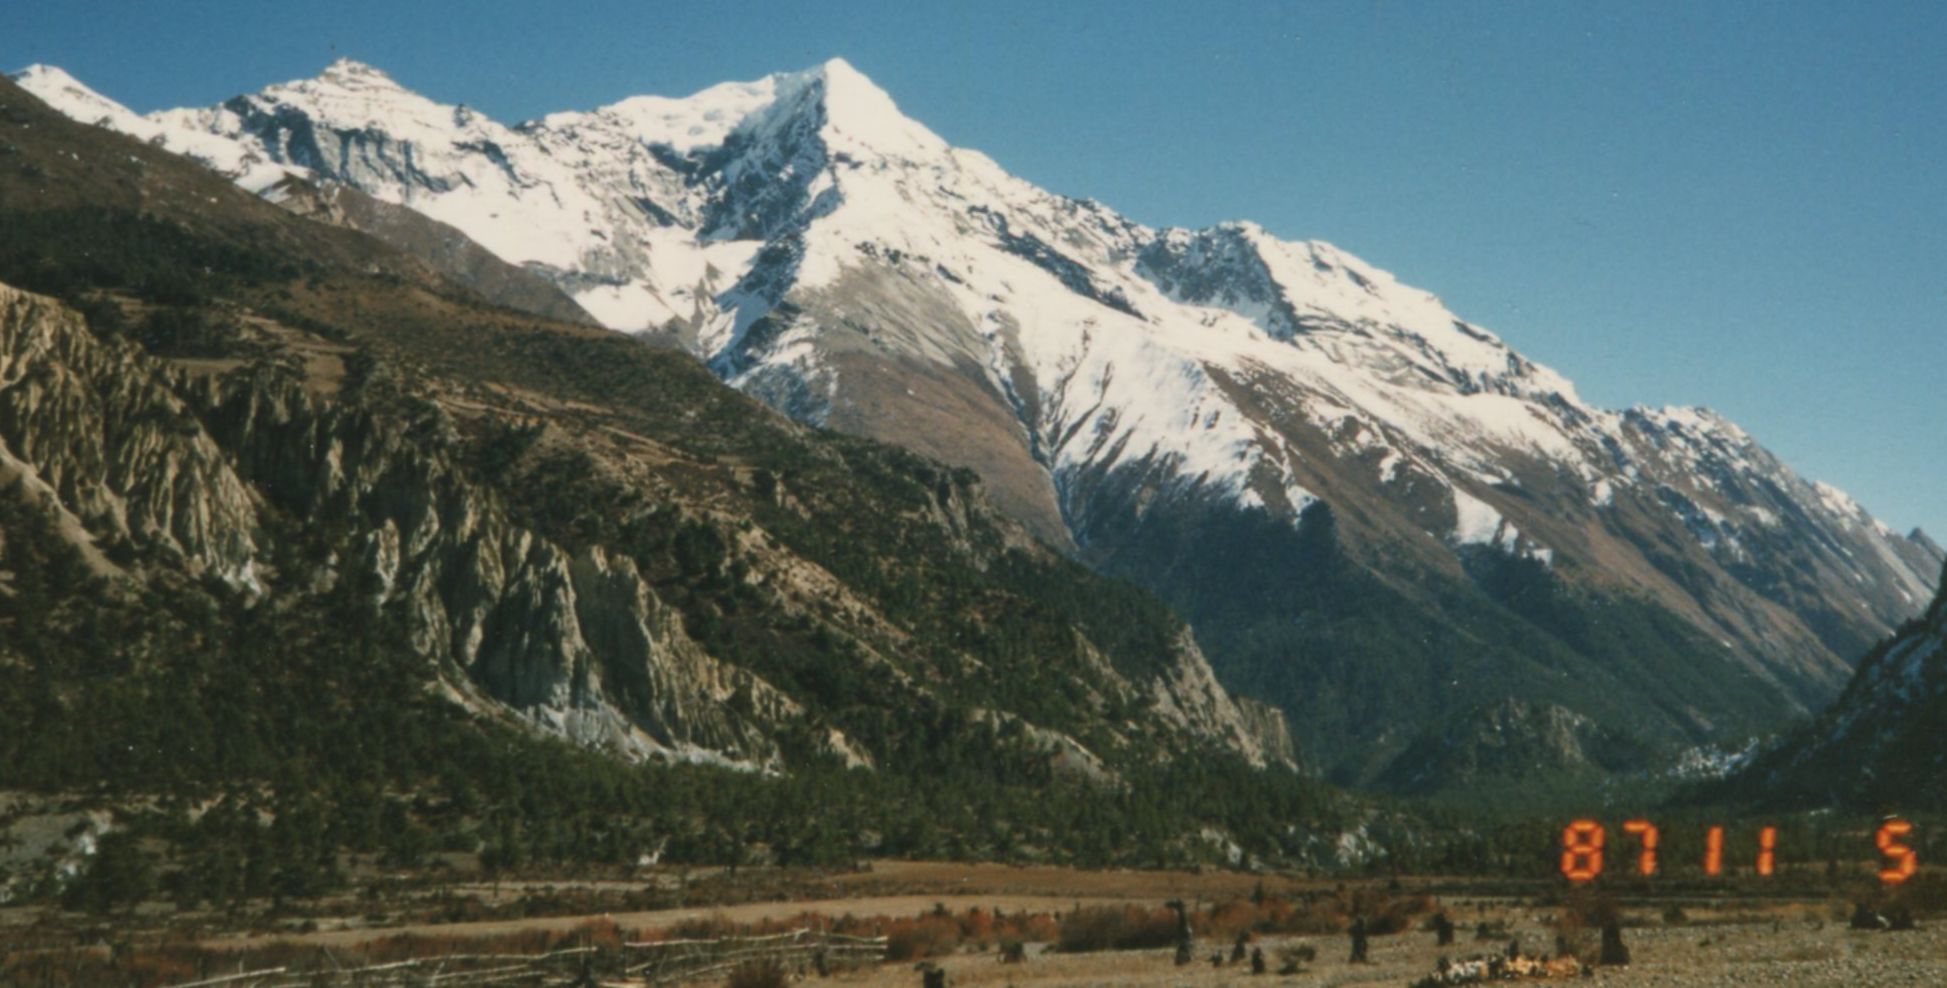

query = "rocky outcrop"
(0, 287), (259, 586)
(0, 281), (808, 767)
(1235, 698), (1301, 773)
(1143, 628), (1297, 770)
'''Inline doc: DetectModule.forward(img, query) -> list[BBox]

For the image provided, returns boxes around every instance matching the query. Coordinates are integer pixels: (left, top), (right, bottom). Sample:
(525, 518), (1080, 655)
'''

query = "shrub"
(726, 959), (789, 988)
(1552, 890), (1617, 962)
(569, 918), (624, 951)
(1056, 905), (1180, 953)
(1020, 913), (1062, 943)
(885, 915), (962, 961)
(60, 831), (154, 915)
(1280, 894), (1351, 935)
(1367, 892), (1436, 935)
(670, 913), (741, 940)
(1278, 943), (1318, 973)
(1199, 899), (1261, 940)
(1891, 875), (1947, 917)
(960, 906), (997, 946)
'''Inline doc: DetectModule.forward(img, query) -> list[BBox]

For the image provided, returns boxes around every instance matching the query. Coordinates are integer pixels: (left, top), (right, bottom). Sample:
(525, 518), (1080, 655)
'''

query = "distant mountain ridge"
(17, 58), (1936, 785)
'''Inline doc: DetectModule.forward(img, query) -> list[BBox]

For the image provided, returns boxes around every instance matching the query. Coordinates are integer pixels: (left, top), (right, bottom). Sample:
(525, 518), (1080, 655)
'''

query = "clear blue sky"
(7, 1), (1943, 541)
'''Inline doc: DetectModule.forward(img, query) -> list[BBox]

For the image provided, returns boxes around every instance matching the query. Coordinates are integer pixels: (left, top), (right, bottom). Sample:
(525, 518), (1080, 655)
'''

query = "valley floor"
(6, 861), (1942, 986)
(813, 915), (1947, 988)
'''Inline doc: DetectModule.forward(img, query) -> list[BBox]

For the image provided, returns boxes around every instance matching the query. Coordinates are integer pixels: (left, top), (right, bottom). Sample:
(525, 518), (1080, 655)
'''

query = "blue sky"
(6, 1), (1943, 541)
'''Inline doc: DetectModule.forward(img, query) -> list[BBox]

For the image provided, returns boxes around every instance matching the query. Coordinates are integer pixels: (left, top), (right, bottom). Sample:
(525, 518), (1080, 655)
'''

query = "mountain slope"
(0, 67), (1299, 817)
(22, 57), (1936, 785)
(8, 63), (596, 326)
(266, 175), (600, 325)
(1372, 697), (1654, 796)
(1722, 559), (1947, 808)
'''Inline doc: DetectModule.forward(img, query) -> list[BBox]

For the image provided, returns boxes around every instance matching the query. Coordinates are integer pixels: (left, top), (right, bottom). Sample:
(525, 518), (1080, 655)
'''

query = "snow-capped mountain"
(19, 58), (1937, 782)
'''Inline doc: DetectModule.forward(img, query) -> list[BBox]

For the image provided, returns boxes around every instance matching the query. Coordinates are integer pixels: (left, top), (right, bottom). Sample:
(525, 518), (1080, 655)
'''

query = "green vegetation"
(0, 474), (1363, 915)
(0, 207), (304, 304)
(1091, 499), (1794, 786)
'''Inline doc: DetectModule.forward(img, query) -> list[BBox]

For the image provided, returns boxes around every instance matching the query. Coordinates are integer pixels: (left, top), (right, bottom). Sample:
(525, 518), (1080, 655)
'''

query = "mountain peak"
(10, 63), (114, 109)
(762, 56), (945, 160)
(10, 63), (155, 136)
(805, 56), (897, 110)
(557, 57), (940, 162)
(811, 56), (867, 83)
(11, 63), (81, 88)
(248, 57), (427, 115)
(317, 57), (404, 91)
(234, 57), (482, 149)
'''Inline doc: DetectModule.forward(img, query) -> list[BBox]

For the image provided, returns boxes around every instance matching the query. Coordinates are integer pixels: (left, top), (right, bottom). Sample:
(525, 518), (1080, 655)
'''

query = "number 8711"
(1560, 818), (1917, 884)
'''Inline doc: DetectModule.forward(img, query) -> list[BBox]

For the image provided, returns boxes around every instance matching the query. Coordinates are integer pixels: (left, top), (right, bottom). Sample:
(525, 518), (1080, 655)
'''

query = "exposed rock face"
(1234, 698), (1302, 774)
(0, 287), (258, 586)
(1144, 628), (1300, 772)
(0, 281), (806, 767)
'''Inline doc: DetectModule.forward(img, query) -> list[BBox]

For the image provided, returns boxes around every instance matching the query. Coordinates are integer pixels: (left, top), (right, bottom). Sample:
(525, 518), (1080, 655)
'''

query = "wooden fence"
(159, 930), (889, 988)
(626, 928), (887, 984)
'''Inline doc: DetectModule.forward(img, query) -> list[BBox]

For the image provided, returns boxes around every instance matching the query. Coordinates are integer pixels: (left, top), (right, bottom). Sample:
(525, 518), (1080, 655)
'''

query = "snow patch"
(1451, 487), (1506, 546)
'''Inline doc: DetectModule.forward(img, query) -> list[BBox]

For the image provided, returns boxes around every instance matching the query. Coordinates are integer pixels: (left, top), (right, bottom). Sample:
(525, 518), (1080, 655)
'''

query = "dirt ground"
(808, 916), (1947, 988)
(10, 857), (1941, 987)
(191, 893), (1122, 949)
(186, 860), (1335, 950)
(821, 861), (1326, 901)
(176, 863), (1947, 988)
